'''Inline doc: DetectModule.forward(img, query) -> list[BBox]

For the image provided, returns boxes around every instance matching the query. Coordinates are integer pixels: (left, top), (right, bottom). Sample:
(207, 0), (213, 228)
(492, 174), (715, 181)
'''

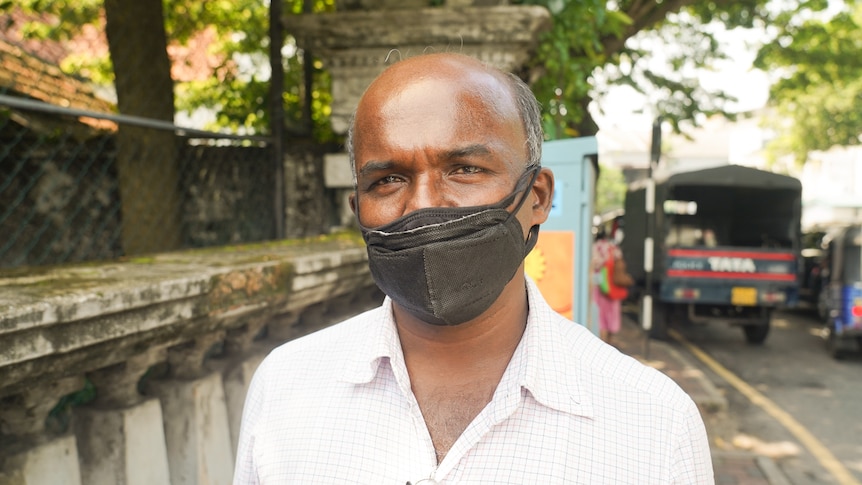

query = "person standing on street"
(233, 52), (714, 484)
(592, 226), (633, 345)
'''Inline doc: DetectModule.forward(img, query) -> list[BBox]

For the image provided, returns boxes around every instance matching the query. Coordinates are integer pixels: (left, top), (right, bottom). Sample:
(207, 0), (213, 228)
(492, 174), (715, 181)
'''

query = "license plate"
(732, 287), (757, 306)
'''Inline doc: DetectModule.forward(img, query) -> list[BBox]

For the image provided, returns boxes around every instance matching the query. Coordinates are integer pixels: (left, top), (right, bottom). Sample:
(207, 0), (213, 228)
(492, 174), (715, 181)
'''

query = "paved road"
(668, 308), (862, 484)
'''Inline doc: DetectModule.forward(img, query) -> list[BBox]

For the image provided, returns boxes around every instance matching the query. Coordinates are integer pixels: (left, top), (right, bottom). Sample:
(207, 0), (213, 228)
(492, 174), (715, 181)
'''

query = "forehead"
(352, 56), (524, 158)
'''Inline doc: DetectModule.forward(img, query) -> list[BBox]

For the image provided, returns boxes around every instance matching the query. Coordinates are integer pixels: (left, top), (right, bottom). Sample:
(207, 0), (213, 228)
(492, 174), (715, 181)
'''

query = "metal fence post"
(270, 0), (286, 240)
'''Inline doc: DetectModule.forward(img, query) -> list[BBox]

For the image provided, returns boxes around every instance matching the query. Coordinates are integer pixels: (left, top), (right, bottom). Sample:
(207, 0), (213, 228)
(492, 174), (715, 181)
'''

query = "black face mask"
(357, 167), (541, 326)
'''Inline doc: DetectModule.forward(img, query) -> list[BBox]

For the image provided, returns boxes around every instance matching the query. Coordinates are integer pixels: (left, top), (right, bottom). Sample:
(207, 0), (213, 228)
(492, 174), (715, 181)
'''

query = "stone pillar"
(221, 350), (267, 455)
(285, 5), (551, 135)
(284, 4), (551, 220)
(0, 377), (84, 485)
(147, 333), (234, 485)
(220, 318), (270, 455)
(0, 436), (81, 485)
(73, 350), (171, 485)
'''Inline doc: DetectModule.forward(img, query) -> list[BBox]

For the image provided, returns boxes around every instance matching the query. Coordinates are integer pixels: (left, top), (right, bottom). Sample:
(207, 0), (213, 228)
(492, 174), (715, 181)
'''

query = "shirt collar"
(516, 277), (592, 417)
(340, 278), (593, 418)
(339, 296), (406, 384)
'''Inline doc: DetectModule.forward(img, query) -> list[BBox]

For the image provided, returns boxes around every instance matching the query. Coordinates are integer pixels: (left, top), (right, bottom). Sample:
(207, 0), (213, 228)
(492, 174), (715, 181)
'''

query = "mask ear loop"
(508, 166), (542, 255)
(506, 166), (541, 221)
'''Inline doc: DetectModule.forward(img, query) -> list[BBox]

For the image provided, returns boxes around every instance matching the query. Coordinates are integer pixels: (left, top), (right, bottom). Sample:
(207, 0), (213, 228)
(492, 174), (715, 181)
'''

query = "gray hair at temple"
(345, 69), (544, 187)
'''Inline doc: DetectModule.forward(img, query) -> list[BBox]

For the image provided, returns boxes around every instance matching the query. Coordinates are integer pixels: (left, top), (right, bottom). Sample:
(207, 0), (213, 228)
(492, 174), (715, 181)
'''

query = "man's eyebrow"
(357, 160), (395, 178)
(442, 144), (492, 160)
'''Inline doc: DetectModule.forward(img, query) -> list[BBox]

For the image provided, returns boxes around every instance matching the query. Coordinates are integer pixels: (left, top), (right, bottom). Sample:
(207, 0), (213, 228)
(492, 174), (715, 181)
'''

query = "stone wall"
(180, 143), (276, 247)
(0, 236), (382, 484)
(0, 118), (122, 269)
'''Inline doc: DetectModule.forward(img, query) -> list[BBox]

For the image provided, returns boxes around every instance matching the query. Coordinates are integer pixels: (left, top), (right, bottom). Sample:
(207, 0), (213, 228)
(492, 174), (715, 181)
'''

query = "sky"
(591, 25), (772, 132)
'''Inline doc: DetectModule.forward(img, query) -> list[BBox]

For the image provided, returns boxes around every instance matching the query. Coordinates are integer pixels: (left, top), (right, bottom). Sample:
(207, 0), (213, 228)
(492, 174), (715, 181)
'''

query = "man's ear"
(348, 192), (357, 215)
(529, 167), (554, 226)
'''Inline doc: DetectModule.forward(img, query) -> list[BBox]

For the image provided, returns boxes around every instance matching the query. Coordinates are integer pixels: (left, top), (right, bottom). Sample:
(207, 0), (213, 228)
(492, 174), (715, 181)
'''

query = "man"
(234, 53), (714, 484)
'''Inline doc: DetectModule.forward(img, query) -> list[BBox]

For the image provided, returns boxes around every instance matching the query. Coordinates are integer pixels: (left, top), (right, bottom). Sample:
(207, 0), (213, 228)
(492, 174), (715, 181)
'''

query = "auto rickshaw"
(817, 223), (862, 358)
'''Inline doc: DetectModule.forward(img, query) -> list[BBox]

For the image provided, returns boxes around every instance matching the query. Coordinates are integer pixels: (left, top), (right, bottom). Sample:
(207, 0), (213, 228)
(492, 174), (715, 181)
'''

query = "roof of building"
(0, 40), (115, 114)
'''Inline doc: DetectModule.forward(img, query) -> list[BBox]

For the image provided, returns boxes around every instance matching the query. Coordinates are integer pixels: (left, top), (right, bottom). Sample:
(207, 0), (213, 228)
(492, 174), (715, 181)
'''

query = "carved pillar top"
(283, 5), (551, 134)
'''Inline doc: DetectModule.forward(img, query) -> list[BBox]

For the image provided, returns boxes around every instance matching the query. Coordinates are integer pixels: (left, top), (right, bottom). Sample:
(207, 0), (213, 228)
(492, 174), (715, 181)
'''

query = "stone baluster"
(215, 316), (270, 455)
(73, 348), (171, 485)
(0, 377), (85, 485)
(146, 332), (233, 485)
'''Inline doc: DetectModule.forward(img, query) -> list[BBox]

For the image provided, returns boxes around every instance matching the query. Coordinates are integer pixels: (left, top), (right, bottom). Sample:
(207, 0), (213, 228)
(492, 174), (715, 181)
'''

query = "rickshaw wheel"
(742, 323), (770, 345)
(827, 324), (849, 360)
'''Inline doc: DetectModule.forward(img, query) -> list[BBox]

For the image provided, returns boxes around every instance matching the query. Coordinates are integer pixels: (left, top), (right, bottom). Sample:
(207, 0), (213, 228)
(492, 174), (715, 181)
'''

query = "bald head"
(346, 53), (543, 184)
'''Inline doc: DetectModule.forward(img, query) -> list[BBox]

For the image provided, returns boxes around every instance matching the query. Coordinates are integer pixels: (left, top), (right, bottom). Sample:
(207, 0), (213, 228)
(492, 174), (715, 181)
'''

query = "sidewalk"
(613, 317), (792, 485)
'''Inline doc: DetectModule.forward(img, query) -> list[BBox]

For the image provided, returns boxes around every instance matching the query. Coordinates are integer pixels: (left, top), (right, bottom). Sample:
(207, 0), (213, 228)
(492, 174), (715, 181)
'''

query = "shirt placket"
(433, 357), (526, 482)
(388, 349), (439, 482)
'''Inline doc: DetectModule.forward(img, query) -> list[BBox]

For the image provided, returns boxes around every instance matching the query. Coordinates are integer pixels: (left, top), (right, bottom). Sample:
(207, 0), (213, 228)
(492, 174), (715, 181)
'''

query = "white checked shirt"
(233, 278), (714, 484)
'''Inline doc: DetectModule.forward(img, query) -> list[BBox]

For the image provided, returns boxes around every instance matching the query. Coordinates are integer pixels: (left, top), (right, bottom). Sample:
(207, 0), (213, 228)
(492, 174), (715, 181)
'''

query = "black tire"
(743, 323), (770, 345)
(827, 323), (848, 360)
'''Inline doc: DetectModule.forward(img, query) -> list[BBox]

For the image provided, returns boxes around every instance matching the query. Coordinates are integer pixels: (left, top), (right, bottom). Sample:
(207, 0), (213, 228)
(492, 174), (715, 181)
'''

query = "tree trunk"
(105, 0), (183, 255)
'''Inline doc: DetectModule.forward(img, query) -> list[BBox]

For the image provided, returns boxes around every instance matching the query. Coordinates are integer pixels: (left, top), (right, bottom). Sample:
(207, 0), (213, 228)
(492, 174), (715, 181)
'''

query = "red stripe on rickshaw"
(667, 270), (797, 281)
(668, 249), (796, 261)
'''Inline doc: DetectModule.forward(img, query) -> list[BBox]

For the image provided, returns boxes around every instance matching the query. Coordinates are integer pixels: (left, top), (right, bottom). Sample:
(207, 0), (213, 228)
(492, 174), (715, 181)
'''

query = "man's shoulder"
(591, 344), (694, 408)
(548, 317), (694, 407)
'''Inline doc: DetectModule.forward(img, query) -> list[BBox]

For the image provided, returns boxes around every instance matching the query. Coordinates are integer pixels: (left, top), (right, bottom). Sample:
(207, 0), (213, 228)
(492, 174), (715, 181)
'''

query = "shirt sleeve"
(232, 357), (270, 485)
(670, 397), (715, 484)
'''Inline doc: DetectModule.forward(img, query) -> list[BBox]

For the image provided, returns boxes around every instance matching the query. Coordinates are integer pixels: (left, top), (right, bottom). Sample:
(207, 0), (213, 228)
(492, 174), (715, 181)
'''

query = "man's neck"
(393, 275), (530, 462)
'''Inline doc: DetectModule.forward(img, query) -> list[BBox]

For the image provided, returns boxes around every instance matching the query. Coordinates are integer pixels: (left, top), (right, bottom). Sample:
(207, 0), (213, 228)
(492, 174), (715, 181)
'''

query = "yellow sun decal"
(524, 247), (547, 282)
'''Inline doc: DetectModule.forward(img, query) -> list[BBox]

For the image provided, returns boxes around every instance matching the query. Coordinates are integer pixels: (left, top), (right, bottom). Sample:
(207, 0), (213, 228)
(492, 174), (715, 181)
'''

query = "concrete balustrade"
(0, 236), (382, 484)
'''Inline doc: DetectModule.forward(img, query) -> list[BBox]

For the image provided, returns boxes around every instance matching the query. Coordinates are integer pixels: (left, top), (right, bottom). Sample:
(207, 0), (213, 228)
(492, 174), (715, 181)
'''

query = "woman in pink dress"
(592, 228), (623, 345)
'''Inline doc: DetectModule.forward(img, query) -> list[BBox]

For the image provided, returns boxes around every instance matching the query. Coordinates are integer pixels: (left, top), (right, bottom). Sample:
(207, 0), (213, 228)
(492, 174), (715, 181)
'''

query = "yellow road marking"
(668, 328), (861, 485)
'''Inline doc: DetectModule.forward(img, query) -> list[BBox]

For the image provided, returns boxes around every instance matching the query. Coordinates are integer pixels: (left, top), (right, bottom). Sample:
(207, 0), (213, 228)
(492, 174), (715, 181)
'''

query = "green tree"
(20, 0), (850, 165)
(12, 0), (336, 140)
(166, 0), (337, 139)
(753, 1), (862, 165)
(104, 0), (183, 255)
(516, 0), (776, 139)
(13, 0), (184, 254)
(595, 162), (627, 216)
(11, 0), (337, 253)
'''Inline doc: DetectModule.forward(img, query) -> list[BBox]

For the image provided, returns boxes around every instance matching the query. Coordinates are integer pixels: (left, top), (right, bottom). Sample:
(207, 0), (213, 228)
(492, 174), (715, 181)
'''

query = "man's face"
(350, 58), (532, 229)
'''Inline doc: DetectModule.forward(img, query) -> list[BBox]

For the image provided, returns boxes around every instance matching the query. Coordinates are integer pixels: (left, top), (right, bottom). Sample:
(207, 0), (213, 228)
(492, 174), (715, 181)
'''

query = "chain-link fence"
(0, 94), (278, 269)
(0, 3), (304, 270)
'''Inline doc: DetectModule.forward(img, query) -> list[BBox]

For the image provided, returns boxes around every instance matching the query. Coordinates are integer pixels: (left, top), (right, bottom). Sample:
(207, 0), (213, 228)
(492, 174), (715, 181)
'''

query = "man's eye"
(367, 175), (403, 190)
(454, 166), (483, 175)
(376, 175), (401, 185)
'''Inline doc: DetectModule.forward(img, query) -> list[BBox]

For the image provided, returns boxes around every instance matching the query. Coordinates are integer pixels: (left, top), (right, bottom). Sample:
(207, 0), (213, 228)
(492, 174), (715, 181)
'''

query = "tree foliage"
(11, 0), (337, 141)
(595, 162), (627, 214)
(516, 0), (775, 139)
(753, 0), (862, 164)
(17, 0), (858, 163)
